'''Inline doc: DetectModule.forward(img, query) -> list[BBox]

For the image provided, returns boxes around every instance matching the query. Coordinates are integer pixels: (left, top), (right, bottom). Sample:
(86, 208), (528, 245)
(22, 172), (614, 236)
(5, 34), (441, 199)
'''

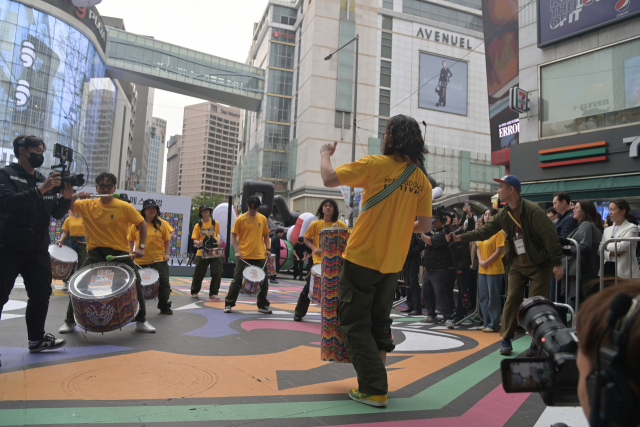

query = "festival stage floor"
(0, 275), (589, 427)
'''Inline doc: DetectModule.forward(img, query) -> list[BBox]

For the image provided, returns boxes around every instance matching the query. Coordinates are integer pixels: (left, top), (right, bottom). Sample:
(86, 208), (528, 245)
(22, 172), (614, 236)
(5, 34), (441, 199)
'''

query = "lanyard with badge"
(508, 211), (526, 255)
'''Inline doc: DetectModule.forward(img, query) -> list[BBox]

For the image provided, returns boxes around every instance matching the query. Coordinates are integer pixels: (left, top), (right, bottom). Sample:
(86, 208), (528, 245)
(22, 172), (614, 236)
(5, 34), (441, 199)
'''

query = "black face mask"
(27, 152), (44, 168)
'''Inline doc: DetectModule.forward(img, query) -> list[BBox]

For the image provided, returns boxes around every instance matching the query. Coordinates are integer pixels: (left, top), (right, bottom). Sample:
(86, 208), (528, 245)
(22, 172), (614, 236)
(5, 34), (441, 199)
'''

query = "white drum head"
(69, 262), (135, 299)
(48, 244), (78, 262)
(139, 268), (160, 286)
(311, 264), (322, 276)
(243, 266), (265, 282)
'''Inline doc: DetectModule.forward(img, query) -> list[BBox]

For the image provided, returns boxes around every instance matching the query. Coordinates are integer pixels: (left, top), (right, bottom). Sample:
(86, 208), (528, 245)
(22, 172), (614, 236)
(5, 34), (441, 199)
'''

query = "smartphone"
(464, 200), (470, 208)
(500, 358), (554, 393)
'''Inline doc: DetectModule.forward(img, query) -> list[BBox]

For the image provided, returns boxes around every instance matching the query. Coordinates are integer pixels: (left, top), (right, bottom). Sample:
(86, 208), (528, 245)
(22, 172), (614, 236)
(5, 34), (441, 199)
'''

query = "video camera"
(50, 143), (84, 192)
(501, 297), (580, 406)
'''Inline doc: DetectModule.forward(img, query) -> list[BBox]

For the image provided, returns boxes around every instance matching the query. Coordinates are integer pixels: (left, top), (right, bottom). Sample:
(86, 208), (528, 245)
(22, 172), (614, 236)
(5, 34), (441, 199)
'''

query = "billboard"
(538, 0), (640, 48)
(481, 0), (520, 165)
(624, 54), (640, 109)
(418, 52), (468, 116)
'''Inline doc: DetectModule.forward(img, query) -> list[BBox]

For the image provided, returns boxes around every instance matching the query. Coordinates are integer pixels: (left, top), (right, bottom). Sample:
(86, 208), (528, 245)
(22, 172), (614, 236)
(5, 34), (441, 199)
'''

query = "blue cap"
(493, 175), (521, 190)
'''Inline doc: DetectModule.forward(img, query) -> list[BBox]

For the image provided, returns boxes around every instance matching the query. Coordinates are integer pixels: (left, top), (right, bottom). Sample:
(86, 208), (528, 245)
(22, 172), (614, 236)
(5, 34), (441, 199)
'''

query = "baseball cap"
(493, 175), (521, 191)
(198, 205), (213, 217)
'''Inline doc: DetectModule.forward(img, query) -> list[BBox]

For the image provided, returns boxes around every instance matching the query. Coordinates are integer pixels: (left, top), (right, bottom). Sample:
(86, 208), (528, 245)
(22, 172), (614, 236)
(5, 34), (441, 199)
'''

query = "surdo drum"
(242, 265), (265, 296)
(48, 244), (78, 280)
(139, 268), (160, 300)
(68, 262), (139, 333)
(309, 264), (322, 305)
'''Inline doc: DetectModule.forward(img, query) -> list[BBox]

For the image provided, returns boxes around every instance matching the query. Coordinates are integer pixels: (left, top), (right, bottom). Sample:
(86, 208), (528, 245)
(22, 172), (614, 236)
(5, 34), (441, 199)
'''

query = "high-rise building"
(178, 102), (240, 197)
(130, 85), (155, 192)
(146, 117), (166, 194)
(164, 134), (182, 196)
(234, 0), (503, 214)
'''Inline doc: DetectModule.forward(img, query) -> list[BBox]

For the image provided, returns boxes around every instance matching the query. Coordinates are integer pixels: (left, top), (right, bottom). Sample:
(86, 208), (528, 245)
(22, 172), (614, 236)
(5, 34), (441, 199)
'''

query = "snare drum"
(319, 227), (351, 362)
(140, 268), (160, 300)
(48, 244), (78, 280)
(201, 248), (216, 259)
(68, 262), (139, 333)
(309, 264), (322, 304)
(267, 254), (276, 276)
(242, 265), (265, 296)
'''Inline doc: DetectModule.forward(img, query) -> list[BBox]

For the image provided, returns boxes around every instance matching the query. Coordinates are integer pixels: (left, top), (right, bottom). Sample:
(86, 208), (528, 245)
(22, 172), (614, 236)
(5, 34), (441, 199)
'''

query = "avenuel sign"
(416, 27), (472, 49)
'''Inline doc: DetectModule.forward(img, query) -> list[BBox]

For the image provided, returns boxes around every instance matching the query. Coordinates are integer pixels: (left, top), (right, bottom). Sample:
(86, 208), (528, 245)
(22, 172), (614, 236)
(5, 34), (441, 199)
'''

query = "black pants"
(191, 256), (222, 296)
(404, 256), (422, 314)
(65, 247), (146, 324)
(270, 254), (280, 280)
(64, 236), (87, 284)
(224, 259), (270, 308)
(294, 262), (318, 317)
(293, 259), (305, 278)
(423, 269), (454, 320)
(146, 261), (171, 310)
(0, 249), (52, 341)
(454, 267), (474, 319)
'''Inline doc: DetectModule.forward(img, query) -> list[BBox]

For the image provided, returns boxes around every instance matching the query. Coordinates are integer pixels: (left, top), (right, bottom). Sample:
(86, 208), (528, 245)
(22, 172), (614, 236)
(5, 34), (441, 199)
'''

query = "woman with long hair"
(564, 200), (603, 300)
(475, 208), (504, 332)
(599, 199), (640, 279)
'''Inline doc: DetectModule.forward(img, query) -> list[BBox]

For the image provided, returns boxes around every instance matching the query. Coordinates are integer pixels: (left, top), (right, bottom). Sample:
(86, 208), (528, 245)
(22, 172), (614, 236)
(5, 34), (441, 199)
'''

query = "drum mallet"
(91, 193), (120, 199)
(105, 254), (135, 261)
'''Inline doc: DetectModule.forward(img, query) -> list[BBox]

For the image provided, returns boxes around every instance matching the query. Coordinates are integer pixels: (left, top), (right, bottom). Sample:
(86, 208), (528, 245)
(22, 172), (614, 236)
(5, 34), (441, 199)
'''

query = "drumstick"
(91, 193), (120, 199)
(105, 254), (135, 261)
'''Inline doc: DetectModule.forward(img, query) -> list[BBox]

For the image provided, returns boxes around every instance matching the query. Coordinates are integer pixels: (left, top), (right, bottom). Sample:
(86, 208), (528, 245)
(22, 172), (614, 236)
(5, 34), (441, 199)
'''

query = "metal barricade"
(455, 273), (482, 326)
(392, 271), (408, 308)
(599, 237), (640, 290)
(553, 238), (580, 327)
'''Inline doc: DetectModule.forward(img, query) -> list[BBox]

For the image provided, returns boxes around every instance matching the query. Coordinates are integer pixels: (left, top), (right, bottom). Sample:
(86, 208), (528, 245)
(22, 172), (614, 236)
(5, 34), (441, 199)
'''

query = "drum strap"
(361, 163), (417, 213)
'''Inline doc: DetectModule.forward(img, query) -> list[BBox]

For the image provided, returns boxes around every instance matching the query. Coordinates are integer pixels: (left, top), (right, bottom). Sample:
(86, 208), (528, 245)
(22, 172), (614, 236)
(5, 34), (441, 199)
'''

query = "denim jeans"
(478, 273), (503, 331)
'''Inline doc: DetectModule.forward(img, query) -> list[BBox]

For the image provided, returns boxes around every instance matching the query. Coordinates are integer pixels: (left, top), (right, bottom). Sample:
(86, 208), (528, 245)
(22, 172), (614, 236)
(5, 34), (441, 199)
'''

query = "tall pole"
(349, 34), (359, 227)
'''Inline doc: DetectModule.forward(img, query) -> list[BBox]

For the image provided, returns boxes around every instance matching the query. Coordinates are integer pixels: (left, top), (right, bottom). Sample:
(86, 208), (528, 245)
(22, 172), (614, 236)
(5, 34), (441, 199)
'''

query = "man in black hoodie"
(0, 135), (73, 358)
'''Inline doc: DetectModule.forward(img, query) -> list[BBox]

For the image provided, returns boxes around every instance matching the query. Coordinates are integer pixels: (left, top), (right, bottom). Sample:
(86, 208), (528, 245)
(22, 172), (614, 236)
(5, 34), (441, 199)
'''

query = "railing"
(553, 238), (580, 327)
(599, 237), (640, 290)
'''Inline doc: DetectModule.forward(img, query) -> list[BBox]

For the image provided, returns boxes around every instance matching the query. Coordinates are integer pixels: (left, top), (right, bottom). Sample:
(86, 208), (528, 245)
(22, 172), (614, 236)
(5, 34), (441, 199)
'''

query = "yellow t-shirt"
(477, 231), (506, 275)
(62, 216), (85, 236)
(231, 213), (270, 260)
(128, 218), (173, 265)
(191, 219), (221, 256)
(73, 198), (144, 252)
(335, 155), (432, 274)
(304, 219), (348, 264)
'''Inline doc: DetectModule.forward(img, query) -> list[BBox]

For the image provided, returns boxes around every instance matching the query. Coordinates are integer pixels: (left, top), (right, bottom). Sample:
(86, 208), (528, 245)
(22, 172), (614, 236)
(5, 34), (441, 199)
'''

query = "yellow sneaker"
(348, 388), (388, 407)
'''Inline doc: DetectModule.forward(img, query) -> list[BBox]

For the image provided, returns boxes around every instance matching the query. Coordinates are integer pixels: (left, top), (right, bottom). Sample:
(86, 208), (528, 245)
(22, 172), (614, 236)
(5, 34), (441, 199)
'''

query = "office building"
(165, 134), (181, 196)
(146, 117), (166, 193)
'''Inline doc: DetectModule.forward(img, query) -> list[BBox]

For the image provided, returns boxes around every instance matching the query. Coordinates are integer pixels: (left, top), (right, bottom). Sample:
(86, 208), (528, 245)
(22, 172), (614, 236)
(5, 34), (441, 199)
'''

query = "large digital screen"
(624, 54), (640, 109)
(0, 0), (116, 183)
(418, 52), (468, 116)
(538, 0), (640, 48)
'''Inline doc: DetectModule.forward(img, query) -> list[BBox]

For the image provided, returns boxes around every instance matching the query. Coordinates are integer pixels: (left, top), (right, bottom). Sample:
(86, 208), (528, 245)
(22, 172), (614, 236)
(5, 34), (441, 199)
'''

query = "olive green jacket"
(459, 198), (562, 270)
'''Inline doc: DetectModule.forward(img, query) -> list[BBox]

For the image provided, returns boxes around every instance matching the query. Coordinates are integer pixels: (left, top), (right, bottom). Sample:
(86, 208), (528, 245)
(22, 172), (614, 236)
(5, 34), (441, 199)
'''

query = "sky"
(95, 0), (269, 191)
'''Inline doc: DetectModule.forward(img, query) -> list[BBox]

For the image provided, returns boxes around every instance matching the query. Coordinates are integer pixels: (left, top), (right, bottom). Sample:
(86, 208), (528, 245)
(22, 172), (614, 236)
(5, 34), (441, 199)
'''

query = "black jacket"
(0, 163), (70, 251)
(408, 234), (426, 259)
(422, 227), (454, 270)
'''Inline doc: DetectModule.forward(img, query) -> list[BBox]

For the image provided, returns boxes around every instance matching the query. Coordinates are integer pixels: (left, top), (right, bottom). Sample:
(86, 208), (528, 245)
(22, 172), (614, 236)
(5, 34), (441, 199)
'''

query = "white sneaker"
(135, 321), (156, 333)
(258, 307), (272, 314)
(208, 295), (220, 301)
(445, 319), (455, 329)
(58, 322), (75, 334)
(224, 305), (232, 313)
(191, 294), (199, 298)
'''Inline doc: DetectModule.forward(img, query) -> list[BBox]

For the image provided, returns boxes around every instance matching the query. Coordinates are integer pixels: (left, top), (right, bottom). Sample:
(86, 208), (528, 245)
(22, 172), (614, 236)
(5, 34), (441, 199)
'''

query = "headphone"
(15, 135), (36, 153)
(586, 292), (640, 427)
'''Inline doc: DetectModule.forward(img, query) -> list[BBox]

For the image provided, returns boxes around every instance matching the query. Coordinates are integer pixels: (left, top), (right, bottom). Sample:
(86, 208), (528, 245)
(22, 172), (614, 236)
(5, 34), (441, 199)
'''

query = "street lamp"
(325, 34), (359, 226)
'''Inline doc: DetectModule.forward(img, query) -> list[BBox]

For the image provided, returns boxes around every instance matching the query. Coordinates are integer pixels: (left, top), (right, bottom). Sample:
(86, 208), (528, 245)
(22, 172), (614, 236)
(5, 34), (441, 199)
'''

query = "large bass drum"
(68, 262), (139, 333)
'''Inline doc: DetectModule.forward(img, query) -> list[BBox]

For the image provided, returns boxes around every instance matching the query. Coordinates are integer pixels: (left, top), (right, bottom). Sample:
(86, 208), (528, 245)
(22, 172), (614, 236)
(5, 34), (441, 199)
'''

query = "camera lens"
(517, 296), (566, 348)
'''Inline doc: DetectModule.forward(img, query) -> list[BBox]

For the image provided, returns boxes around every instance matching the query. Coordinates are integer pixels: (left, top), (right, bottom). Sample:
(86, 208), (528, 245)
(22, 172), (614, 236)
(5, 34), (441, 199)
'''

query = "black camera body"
(501, 296), (580, 406)
(50, 143), (84, 191)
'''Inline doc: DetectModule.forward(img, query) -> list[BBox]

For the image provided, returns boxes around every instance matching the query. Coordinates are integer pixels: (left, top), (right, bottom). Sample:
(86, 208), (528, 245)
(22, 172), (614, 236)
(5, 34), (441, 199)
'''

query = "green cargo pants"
(501, 263), (552, 340)
(190, 256), (222, 296)
(224, 259), (270, 309)
(65, 247), (146, 324)
(337, 259), (398, 396)
(63, 236), (87, 284)
(146, 261), (171, 310)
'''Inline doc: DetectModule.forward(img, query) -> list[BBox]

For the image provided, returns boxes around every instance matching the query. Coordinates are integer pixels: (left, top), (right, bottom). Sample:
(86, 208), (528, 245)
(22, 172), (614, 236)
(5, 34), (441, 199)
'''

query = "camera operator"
(576, 280), (640, 427)
(420, 209), (456, 329)
(449, 175), (563, 356)
(401, 231), (426, 315)
(0, 135), (74, 356)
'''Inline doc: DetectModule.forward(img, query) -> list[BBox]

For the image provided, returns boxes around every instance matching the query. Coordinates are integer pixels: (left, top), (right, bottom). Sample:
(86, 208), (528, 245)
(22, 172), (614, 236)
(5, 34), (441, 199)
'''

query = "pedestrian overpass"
(104, 28), (264, 111)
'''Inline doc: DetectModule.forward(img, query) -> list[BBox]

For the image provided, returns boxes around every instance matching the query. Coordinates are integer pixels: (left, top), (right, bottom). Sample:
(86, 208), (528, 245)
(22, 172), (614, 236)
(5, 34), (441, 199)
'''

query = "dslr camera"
(50, 143), (85, 191)
(501, 296), (580, 406)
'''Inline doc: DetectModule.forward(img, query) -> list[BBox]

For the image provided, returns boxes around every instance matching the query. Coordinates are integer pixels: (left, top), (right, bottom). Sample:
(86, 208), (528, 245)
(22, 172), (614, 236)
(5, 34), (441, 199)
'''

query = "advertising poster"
(419, 52), (468, 116)
(624, 54), (640, 109)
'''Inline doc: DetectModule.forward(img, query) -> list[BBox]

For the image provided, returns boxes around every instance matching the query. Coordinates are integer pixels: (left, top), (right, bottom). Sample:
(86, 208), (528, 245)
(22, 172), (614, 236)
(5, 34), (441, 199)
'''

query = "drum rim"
(139, 267), (160, 285)
(319, 227), (350, 233)
(311, 264), (322, 275)
(48, 244), (79, 263)
(243, 265), (266, 281)
(68, 262), (137, 300)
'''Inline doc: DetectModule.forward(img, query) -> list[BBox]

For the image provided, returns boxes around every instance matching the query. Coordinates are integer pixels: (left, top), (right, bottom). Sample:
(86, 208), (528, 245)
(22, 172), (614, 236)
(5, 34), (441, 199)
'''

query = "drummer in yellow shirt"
(224, 195), (272, 313)
(319, 115), (433, 407)
(56, 206), (87, 287)
(293, 198), (346, 321)
(128, 199), (174, 315)
(189, 205), (222, 301)
(58, 172), (156, 334)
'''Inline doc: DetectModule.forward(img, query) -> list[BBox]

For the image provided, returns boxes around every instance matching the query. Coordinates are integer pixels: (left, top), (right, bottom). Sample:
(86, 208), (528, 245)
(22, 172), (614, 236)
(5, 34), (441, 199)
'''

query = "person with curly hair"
(320, 114), (433, 407)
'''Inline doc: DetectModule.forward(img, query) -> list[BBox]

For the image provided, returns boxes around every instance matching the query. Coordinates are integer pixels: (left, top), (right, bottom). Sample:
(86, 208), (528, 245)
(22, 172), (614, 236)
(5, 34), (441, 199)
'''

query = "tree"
(190, 192), (225, 225)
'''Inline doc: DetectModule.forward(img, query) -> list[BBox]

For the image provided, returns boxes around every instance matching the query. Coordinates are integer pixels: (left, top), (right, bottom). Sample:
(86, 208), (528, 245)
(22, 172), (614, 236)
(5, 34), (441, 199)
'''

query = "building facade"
(511, 0), (640, 214)
(146, 116), (165, 193)
(179, 102), (239, 197)
(164, 134), (181, 196)
(129, 85), (154, 192)
(233, 0), (502, 214)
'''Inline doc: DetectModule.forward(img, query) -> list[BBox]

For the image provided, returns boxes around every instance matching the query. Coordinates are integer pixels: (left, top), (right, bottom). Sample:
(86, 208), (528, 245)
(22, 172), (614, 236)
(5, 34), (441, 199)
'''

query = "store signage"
(41, 0), (108, 52)
(623, 136), (640, 158)
(538, 141), (608, 168)
(498, 119), (520, 138)
(538, 0), (640, 47)
(416, 27), (471, 49)
(272, 28), (296, 43)
(509, 87), (528, 113)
